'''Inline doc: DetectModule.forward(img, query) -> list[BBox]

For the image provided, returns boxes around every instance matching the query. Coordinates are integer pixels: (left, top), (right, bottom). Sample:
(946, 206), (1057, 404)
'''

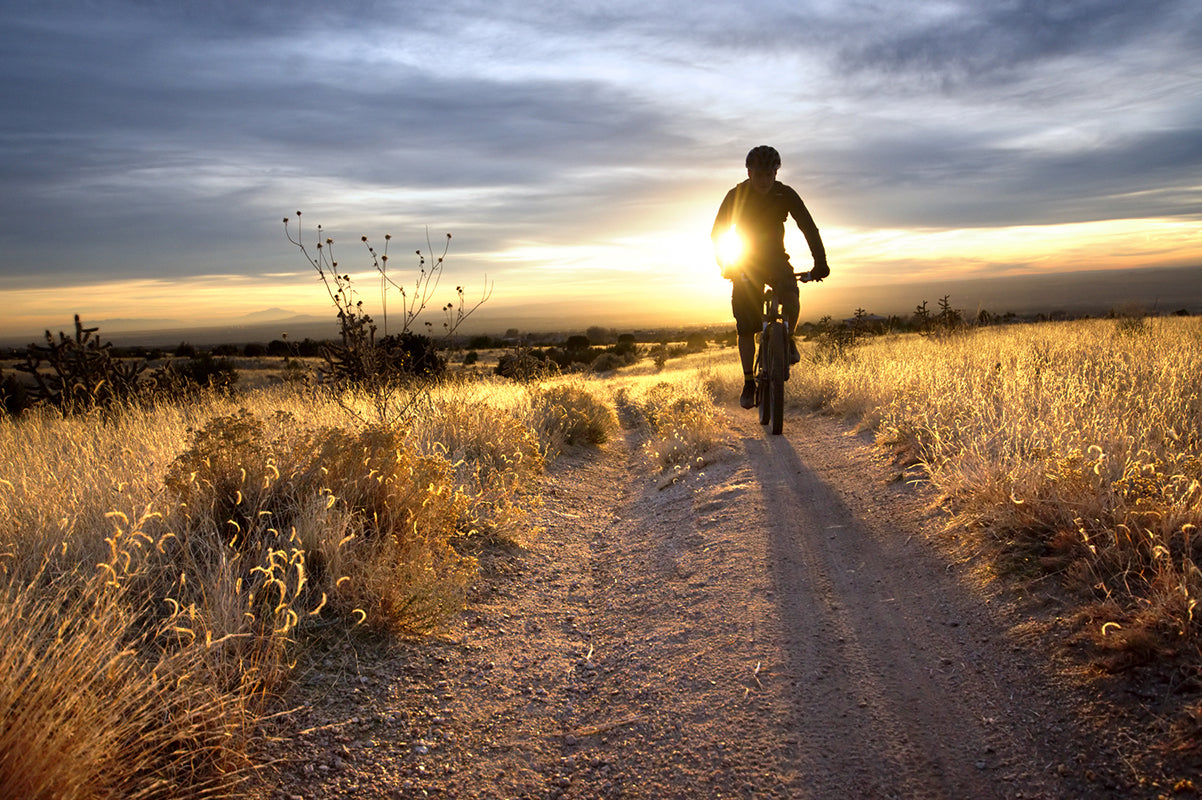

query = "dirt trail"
(271, 406), (1171, 799)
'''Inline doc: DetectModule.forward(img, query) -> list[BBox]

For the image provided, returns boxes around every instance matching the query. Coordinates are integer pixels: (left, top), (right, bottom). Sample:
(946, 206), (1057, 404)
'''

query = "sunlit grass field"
(1, 316), (1199, 795)
(792, 317), (1202, 670)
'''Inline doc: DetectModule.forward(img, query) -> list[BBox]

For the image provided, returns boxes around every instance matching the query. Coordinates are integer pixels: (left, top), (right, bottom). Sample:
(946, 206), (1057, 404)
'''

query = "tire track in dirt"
(739, 412), (1055, 798)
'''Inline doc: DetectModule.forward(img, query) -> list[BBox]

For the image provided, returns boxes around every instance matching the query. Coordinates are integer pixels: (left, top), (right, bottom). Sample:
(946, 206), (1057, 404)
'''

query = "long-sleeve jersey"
(711, 180), (827, 278)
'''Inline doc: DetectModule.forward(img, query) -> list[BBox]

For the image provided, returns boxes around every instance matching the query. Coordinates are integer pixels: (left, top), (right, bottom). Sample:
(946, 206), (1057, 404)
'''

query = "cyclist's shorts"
(731, 270), (800, 335)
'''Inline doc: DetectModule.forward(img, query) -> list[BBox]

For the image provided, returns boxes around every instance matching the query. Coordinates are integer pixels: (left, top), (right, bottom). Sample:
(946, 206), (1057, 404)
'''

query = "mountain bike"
(755, 271), (812, 435)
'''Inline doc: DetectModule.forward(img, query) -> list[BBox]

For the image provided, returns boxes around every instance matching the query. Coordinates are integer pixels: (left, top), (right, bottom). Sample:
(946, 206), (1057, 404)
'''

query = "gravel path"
(269, 406), (1189, 799)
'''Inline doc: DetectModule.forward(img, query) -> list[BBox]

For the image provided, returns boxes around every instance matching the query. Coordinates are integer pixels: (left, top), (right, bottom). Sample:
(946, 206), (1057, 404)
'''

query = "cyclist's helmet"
(745, 145), (781, 171)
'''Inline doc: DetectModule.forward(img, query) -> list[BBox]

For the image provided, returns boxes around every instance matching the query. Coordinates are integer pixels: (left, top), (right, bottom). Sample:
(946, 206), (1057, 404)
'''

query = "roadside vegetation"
(0, 374), (624, 798)
(782, 314), (1202, 745)
(0, 330), (716, 799)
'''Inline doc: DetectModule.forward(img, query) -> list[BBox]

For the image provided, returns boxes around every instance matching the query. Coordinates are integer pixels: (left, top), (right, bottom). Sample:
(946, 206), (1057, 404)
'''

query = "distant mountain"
(240, 307), (298, 322)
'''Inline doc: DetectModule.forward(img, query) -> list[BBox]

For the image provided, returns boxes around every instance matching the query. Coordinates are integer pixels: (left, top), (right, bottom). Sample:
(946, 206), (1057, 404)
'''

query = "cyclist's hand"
(720, 265), (739, 281)
(811, 263), (830, 282)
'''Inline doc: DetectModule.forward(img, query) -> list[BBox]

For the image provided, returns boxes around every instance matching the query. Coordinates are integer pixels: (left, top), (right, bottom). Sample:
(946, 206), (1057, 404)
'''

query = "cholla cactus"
(16, 315), (146, 413)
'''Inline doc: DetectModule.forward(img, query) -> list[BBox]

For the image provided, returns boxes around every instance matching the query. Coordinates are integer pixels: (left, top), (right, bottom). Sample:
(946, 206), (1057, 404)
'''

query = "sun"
(715, 226), (744, 268)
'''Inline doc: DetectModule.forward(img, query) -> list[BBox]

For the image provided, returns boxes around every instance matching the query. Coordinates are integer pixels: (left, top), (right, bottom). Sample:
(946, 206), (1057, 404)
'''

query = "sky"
(2, 0), (1201, 338)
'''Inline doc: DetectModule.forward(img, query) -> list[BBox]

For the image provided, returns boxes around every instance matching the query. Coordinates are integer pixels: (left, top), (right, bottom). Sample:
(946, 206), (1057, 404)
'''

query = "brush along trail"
(270, 407), (1187, 799)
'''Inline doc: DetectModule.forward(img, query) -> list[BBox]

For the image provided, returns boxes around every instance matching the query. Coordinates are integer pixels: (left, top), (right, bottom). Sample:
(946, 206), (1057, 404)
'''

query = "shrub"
(377, 331), (447, 378)
(496, 349), (556, 381)
(629, 379), (726, 470)
(409, 399), (544, 545)
(591, 352), (625, 373)
(529, 384), (616, 453)
(141, 355), (239, 402)
(174, 353), (239, 392)
(163, 409), (479, 634)
(283, 213), (489, 412)
(809, 316), (859, 364)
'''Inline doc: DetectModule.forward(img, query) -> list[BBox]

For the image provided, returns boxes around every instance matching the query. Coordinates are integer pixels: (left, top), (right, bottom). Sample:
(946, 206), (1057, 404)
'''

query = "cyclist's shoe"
(789, 338), (801, 364)
(739, 380), (756, 409)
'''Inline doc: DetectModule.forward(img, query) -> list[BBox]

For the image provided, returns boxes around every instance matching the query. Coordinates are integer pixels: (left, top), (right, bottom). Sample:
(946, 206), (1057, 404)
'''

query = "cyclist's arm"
(711, 188), (740, 277)
(711, 189), (736, 252)
(789, 194), (829, 280)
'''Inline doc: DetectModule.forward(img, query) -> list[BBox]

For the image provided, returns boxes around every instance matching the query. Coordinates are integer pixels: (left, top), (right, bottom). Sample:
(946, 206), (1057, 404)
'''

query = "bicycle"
(754, 271), (812, 435)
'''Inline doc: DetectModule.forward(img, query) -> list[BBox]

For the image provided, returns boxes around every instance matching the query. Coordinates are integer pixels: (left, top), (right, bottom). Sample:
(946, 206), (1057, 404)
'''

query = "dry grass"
(527, 380), (619, 455)
(607, 361), (730, 471)
(13, 317), (1195, 787)
(0, 376), (585, 798)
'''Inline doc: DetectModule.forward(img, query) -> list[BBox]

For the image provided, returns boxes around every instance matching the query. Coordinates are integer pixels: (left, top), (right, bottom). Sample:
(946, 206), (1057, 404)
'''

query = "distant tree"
(243, 343), (267, 357)
(613, 333), (638, 355)
(174, 341), (197, 358)
(586, 326), (616, 345)
(565, 334), (591, 352)
(294, 338), (323, 357)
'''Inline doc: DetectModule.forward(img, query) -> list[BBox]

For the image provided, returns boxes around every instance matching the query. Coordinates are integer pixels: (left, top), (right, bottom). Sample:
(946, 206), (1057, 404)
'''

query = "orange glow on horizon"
(2, 217), (1199, 339)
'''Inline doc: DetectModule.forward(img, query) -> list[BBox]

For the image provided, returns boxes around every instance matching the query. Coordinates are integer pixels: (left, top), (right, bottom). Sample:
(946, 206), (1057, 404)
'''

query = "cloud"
(1, 0), (1200, 334)
(835, 0), (1197, 89)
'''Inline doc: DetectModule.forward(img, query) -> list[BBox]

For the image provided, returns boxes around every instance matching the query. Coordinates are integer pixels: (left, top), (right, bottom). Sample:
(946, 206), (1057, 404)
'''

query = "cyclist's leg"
(737, 333), (755, 374)
(731, 277), (763, 408)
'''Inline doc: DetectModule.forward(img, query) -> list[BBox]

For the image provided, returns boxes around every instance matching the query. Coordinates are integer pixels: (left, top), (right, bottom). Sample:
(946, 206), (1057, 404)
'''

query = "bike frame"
(753, 272), (810, 435)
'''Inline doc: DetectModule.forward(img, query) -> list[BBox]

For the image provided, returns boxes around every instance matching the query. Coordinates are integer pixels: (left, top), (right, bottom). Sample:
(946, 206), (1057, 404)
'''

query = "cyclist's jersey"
(711, 179), (827, 282)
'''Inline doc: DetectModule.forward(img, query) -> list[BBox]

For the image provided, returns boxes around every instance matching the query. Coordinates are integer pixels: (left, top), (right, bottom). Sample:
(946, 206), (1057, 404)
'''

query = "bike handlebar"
(733, 269), (824, 286)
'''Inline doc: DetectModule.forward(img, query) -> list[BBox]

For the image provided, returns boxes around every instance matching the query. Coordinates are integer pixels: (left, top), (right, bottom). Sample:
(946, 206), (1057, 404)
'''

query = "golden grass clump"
(407, 379), (546, 545)
(612, 367), (729, 470)
(528, 381), (618, 454)
(161, 407), (484, 636)
(0, 526), (265, 799)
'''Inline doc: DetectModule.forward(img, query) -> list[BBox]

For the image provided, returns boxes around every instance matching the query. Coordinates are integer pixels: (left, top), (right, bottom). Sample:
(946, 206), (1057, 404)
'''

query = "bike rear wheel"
(768, 322), (786, 434)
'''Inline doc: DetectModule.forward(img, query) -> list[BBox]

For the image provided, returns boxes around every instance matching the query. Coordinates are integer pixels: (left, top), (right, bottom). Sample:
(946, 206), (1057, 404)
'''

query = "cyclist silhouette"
(711, 145), (830, 408)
